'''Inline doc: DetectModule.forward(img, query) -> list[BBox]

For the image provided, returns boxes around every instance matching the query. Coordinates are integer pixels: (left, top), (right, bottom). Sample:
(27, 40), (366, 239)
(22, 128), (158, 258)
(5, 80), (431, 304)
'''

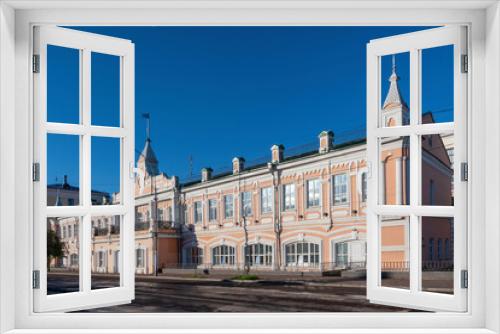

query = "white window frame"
(283, 183), (296, 211)
(260, 187), (273, 214)
(241, 191), (252, 217)
(333, 173), (349, 205)
(31, 25), (135, 313)
(135, 248), (145, 269)
(208, 199), (217, 221)
(306, 178), (321, 208)
(223, 194), (234, 219)
(1, 2), (498, 333)
(366, 25), (467, 312)
(193, 201), (202, 224)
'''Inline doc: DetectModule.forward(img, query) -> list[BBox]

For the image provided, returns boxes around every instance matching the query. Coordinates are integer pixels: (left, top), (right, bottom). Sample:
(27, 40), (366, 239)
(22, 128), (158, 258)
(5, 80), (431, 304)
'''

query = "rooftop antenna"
(392, 54), (396, 73)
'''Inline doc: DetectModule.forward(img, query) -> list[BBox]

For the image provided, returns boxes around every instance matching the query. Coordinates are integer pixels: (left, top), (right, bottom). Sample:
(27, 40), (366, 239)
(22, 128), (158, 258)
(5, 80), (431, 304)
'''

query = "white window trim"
(0, 2), (497, 333)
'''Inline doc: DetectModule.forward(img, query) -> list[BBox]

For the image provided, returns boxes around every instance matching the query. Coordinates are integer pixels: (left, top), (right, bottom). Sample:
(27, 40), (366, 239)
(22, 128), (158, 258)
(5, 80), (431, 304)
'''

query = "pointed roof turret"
(138, 138), (160, 176)
(382, 55), (408, 111)
(137, 113), (160, 177)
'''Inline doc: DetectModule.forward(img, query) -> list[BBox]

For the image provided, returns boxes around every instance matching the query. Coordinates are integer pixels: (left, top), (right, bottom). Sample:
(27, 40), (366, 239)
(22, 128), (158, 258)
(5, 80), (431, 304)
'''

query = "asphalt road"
(48, 274), (414, 312)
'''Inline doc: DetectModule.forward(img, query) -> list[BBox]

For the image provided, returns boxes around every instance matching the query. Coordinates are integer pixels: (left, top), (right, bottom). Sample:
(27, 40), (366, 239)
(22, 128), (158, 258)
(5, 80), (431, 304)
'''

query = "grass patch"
(190, 274), (208, 279)
(231, 274), (259, 281)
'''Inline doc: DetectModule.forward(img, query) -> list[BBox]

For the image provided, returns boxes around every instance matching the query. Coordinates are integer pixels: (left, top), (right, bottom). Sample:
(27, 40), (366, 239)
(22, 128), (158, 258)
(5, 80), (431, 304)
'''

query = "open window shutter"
(33, 26), (135, 312)
(366, 26), (467, 312)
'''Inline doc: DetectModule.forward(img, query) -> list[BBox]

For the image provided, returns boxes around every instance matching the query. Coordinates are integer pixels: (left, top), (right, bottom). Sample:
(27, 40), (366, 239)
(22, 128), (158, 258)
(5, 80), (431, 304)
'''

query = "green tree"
(47, 229), (64, 271)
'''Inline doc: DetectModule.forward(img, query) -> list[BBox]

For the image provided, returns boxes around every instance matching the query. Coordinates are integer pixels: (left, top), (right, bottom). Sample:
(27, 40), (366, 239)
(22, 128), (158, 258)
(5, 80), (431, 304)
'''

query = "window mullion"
(81, 48), (92, 293)
(409, 48), (421, 293)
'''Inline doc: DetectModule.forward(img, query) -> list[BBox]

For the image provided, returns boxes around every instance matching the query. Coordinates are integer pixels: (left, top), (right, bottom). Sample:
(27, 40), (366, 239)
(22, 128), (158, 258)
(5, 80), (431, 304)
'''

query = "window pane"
(91, 52), (120, 127)
(421, 216), (454, 294)
(92, 215), (121, 289)
(333, 174), (348, 205)
(380, 52), (410, 127)
(47, 134), (80, 206)
(421, 133), (454, 206)
(91, 137), (120, 205)
(47, 45), (80, 124)
(421, 45), (454, 124)
(380, 215), (410, 289)
(47, 217), (80, 295)
(379, 136), (410, 205)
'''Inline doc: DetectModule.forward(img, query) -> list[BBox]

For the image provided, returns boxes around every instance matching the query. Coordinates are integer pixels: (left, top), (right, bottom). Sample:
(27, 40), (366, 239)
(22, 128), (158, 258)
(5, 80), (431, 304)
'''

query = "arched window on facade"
(285, 241), (320, 267)
(244, 243), (273, 266)
(212, 245), (235, 266)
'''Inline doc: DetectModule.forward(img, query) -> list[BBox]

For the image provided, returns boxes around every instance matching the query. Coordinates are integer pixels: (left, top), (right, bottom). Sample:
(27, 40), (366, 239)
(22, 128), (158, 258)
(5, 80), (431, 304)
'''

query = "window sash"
(285, 242), (320, 266)
(212, 245), (235, 266)
(261, 187), (273, 214)
(307, 179), (321, 208)
(241, 192), (252, 216)
(333, 174), (349, 205)
(366, 25), (468, 312)
(224, 195), (233, 219)
(208, 199), (217, 221)
(194, 201), (203, 223)
(283, 184), (296, 210)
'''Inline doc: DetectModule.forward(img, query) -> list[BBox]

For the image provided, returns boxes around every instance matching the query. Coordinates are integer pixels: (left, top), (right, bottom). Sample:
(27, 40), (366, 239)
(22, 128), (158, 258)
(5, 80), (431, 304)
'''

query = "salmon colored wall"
(381, 225), (405, 246)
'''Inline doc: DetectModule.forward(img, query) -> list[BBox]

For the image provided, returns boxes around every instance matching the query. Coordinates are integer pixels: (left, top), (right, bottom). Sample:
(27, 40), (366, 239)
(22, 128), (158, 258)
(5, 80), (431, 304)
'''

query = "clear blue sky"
(47, 26), (453, 194)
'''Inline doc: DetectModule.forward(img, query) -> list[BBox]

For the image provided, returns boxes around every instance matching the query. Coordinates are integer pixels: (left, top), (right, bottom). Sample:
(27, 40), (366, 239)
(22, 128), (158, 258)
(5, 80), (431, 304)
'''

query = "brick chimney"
(318, 130), (334, 154)
(201, 167), (213, 182)
(232, 157), (245, 175)
(271, 144), (284, 164)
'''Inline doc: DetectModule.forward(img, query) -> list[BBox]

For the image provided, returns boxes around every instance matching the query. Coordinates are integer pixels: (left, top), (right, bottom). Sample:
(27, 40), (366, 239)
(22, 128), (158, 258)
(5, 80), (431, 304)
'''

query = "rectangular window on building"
(333, 173), (349, 205)
(98, 251), (106, 268)
(208, 199), (217, 221)
(261, 187), (273, 214)
(136, 249), (145, 268)
(429, 179), (435, 205)
(429, 238), (434, 261)
(361, 172), (368, 202)
(224, 195), (233, 219)
(241, 192), (252, 216)
(194, 201), (203, 223)
(283, 183), (296, 211)
(307, 179), (321, 208)
(335, 242), (349, 267)
(167, 207), (173, 222)
(157, 208), (164, 221)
